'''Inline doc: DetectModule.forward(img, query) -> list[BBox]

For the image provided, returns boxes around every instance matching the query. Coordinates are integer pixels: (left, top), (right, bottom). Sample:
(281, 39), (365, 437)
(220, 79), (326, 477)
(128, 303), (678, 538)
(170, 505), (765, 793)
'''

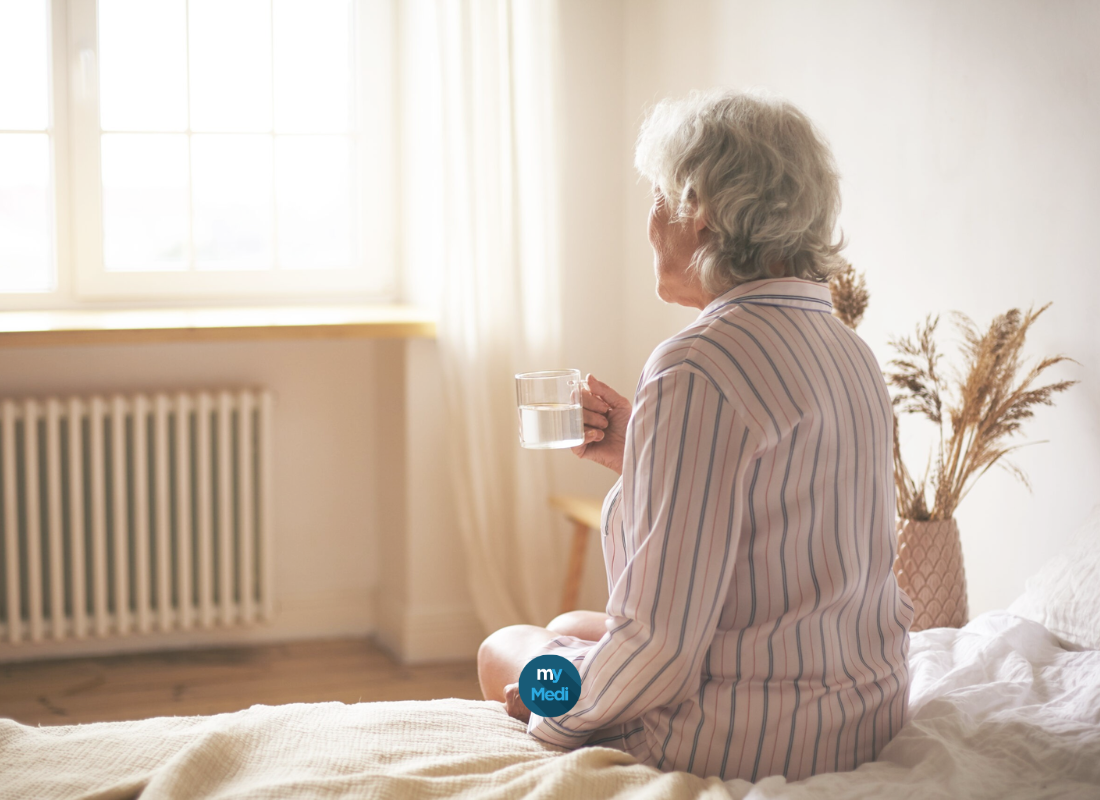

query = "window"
(0, 0), (55, 294)
(0, 0), (395, 308)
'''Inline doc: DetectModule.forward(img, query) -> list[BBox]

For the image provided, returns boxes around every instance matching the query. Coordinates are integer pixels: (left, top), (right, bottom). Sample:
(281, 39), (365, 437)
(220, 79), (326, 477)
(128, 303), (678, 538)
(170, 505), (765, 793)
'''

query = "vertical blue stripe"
(695, 424), (750, 775)
(751, 423), (800, 782)
(720, 456), (762, 780)
(659, 384), (724, 769)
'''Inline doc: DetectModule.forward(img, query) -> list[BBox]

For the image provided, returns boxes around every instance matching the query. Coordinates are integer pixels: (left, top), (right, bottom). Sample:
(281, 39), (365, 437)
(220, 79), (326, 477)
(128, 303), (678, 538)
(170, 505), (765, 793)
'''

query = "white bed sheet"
(729, 611), (1100, 799)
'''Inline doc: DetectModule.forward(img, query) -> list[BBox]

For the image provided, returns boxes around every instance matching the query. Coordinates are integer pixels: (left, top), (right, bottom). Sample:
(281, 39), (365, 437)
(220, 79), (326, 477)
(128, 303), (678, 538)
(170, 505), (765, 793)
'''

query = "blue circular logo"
(518, 654), (582, 717)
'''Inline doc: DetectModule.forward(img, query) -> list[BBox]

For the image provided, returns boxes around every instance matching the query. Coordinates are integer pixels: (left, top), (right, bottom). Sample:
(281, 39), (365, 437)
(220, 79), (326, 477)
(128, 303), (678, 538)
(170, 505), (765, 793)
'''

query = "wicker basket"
(893, 518), (969, 631)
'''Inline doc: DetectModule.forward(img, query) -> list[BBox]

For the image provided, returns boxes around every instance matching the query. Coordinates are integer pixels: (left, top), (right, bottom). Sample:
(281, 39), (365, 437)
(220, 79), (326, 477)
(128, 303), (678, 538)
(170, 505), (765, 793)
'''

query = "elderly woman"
(478, 89), (913, 783)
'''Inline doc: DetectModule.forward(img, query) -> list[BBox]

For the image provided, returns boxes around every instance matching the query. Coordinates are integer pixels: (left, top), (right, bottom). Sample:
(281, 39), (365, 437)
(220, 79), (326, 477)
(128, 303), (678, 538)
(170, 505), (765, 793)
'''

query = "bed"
(4, 513), (1100, 800)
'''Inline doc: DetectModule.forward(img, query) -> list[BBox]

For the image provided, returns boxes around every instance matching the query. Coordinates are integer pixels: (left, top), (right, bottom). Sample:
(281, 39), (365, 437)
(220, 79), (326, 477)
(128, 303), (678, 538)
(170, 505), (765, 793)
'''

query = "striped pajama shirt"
(527, 277), (914, 782)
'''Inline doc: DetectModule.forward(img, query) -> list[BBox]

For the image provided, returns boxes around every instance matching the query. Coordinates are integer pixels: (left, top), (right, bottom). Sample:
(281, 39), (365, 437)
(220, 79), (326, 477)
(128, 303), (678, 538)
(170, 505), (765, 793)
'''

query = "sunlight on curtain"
(403, 0), (566, 632)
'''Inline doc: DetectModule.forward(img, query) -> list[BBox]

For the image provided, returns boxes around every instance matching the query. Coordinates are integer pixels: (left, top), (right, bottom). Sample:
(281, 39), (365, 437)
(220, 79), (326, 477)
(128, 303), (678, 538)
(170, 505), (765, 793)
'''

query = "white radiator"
(0, 389), (274, 645)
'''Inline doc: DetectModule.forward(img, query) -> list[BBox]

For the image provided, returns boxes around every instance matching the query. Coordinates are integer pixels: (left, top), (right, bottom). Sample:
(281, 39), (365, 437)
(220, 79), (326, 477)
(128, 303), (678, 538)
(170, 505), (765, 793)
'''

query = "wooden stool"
(550, 495), (603, 615)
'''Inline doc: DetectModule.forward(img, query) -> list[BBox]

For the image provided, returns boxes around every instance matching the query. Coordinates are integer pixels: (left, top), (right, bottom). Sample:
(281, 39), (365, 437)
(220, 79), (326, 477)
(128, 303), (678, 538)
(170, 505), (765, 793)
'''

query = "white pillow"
(1007, 504), (1100, 650)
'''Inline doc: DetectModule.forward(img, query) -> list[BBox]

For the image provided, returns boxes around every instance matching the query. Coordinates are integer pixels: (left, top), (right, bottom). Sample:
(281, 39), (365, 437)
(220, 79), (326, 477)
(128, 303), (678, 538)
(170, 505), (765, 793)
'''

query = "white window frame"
(1, 0), (396, 310)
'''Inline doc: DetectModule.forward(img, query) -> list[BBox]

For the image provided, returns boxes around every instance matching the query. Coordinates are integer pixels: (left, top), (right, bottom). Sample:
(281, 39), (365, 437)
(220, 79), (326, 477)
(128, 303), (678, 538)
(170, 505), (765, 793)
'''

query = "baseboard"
(373, 601), (485, 664)
(0, 588), (376, 664)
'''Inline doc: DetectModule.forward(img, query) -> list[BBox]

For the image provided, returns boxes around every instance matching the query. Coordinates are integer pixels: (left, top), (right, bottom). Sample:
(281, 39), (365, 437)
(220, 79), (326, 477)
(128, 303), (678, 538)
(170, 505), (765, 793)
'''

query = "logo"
(518, 654), (582, 717)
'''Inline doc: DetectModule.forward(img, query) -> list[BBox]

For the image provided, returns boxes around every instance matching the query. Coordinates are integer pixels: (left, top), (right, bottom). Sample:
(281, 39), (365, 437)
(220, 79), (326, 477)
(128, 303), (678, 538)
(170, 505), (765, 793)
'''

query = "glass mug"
(515, 369), (588, 449)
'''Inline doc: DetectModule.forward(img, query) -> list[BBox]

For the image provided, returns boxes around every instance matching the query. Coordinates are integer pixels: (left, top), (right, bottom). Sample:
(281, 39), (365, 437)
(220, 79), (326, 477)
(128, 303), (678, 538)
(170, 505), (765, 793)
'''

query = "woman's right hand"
(572, 374), (631, 476)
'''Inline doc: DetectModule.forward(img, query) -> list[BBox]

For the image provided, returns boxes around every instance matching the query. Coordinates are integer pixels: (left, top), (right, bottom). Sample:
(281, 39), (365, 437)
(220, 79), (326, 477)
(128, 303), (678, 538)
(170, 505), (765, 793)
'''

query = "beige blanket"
(5, 614), (1099, 799)
(0, 698), (731, 800)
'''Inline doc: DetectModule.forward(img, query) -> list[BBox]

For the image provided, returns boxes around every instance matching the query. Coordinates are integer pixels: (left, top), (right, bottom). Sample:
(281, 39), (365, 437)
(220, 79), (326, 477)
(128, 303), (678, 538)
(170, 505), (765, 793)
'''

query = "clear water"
(518, 403), (584, 449)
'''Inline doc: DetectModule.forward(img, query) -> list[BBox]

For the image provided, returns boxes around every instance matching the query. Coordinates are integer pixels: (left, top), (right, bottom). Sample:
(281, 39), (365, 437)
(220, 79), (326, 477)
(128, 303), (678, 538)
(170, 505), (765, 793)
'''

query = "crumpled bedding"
(728, 611), (1100, 799)
(1, 611), (1097, 800)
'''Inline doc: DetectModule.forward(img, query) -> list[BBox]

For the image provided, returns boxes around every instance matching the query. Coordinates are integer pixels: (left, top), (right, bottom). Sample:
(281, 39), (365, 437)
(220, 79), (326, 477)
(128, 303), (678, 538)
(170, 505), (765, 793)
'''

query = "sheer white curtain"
(403, 0), (567, 633)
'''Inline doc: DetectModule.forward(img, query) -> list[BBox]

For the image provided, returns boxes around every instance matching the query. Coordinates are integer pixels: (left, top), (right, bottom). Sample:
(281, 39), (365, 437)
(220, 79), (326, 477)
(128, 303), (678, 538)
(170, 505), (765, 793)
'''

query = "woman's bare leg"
(546, 610), (609, 642)
(477, 624), (558, 702)
(477, 611), (610, 703)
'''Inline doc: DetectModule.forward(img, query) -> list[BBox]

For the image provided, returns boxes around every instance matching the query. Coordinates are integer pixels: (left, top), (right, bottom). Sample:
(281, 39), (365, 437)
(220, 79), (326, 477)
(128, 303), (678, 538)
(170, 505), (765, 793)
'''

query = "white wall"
(620, 0), (1100, 615)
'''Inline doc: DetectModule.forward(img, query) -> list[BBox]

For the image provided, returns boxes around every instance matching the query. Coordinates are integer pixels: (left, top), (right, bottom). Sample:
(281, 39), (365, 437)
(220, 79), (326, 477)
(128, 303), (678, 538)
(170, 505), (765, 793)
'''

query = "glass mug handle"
(567, 376), (590, 405)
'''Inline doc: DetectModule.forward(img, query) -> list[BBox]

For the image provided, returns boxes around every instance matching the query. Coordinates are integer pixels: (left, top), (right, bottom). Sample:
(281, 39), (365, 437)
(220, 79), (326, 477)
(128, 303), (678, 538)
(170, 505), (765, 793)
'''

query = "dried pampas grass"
(828, 267), (1076, 522)
(829, 261), (869, 330)
(886, 304), (1076, 520)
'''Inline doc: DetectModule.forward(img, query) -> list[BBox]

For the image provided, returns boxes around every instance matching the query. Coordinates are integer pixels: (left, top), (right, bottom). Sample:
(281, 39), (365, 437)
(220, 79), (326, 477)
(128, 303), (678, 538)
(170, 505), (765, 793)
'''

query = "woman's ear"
(684, 189), (708, 232)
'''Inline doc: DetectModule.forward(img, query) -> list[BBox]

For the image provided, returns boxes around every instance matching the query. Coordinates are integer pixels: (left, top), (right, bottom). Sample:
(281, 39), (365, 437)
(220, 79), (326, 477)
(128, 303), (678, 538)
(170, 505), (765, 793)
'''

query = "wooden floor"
(0, 638), (483, 727)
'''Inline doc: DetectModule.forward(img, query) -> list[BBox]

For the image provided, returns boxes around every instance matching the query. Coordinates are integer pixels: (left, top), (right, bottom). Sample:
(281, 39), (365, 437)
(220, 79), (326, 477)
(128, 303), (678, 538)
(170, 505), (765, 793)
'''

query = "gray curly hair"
(634, 89), (846, 295)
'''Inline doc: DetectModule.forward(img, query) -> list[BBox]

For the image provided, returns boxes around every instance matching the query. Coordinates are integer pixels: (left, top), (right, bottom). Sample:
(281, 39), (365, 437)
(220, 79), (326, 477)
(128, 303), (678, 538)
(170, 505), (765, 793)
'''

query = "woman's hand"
(503, 683), (531, 723)
(572, 374), (631, 475)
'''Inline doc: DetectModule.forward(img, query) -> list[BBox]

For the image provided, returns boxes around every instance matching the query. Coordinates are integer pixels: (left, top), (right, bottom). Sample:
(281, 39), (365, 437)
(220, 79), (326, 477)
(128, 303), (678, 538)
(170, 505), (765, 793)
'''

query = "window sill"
(0, 304), (436, 348)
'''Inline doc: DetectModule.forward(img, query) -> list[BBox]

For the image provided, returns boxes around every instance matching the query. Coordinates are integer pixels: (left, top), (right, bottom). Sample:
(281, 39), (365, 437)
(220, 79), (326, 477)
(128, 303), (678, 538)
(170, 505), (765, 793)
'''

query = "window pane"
(0, 134), (52, 291)
(273, 0), (351, 133)
(192, 135), (273, 269)
(102, 134), (189, 271)
(189, 0), (271, 132)
(0, 0), (49, 130)
(276, 136), (353, 269)
(99, 0), (188, 131)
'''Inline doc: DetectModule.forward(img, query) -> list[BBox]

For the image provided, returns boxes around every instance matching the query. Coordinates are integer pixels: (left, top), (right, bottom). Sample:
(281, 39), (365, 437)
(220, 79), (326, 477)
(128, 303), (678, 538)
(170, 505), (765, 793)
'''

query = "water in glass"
(518, 403), (584, 449)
